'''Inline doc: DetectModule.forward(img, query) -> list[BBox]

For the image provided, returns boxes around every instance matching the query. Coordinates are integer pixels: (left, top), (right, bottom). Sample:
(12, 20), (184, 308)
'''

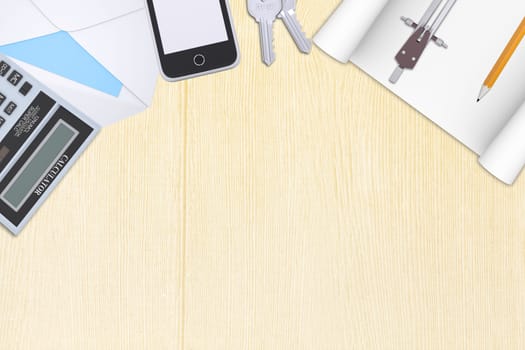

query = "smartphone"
(146, 0), (239, 81)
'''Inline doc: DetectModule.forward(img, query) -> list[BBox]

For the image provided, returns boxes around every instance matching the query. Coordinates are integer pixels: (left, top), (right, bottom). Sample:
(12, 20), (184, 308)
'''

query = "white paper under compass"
(315, 0), (525, 184)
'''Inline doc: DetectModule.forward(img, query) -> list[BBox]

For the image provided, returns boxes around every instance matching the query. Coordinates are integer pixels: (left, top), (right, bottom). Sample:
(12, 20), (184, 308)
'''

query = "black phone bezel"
(146, 0), (238, 79)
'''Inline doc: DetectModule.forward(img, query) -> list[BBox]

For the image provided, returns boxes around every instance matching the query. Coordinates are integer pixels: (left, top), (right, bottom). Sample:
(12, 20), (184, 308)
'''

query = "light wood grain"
(0, 1), (524, 349)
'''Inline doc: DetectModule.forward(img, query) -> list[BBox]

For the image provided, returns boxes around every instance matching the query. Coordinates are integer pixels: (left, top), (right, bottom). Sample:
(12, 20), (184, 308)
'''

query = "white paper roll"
(479, 101), (525, 185)
(313, 0), (389, 63)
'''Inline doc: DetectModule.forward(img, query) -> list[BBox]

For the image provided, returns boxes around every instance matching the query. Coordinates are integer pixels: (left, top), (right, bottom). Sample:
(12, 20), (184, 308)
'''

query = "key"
(248, 0), (282, 66)
(279, 0), (312, 54)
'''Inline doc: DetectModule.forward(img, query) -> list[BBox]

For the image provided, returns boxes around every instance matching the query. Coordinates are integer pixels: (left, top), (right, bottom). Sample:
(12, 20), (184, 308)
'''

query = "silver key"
(248, 0), (282, 66)
(279, 0), (311, 54)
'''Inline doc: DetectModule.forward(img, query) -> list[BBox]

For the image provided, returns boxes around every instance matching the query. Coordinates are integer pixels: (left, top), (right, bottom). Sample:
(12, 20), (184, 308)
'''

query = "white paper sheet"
(314, 0), (388, 63)
(314, 0), (525, 184)
(479, 101), (525, 185)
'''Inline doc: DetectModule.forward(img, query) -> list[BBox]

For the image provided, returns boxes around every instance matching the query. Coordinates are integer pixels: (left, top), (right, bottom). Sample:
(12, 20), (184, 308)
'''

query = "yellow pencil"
(478, 17), (525, 102)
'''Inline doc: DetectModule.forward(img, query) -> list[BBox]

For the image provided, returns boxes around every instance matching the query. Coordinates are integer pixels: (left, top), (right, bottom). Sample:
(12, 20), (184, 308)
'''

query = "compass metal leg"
(430, 0), (457, 36)
(417, 0), (444, 29)
(390, 0), (457, 84)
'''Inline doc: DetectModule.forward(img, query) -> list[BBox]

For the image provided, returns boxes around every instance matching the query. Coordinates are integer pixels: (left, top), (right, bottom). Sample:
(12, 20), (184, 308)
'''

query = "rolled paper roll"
(313, 0), (389, 63)
(479, 101), (525, 185)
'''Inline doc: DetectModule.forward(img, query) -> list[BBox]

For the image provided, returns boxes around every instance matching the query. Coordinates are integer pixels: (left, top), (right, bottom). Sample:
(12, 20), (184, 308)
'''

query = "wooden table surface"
(1, 1), (524, 349)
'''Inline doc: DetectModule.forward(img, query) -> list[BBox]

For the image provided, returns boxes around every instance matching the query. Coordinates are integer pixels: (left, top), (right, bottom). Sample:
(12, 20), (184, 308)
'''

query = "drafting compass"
(390, 0), (457, 84)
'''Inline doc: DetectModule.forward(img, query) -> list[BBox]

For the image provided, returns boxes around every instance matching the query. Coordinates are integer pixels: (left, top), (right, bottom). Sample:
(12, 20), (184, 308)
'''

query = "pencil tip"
(477, 86), (490, 102)
(477, 99), (480, 103)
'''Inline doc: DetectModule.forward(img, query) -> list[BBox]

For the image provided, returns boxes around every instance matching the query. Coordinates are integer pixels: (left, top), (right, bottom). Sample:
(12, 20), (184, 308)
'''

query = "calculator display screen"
(0, 121), (78, 211)
(153, 0), (229, 54)
(0, 107), (95, 228)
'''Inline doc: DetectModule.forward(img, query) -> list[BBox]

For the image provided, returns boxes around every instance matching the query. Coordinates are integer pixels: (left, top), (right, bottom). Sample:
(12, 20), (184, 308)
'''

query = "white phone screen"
(153, 0), (229, 54)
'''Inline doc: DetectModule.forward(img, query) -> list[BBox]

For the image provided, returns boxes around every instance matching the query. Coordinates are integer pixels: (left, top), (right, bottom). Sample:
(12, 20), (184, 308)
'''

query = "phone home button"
(193, 54), (206, 67)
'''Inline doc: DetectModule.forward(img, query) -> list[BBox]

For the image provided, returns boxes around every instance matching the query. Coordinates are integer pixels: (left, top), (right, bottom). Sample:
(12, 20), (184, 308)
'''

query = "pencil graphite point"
(477, 85), (490, 102)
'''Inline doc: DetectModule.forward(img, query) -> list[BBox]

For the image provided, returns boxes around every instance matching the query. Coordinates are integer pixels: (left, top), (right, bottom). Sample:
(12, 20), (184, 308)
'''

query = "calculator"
(0, 54), (99, 235)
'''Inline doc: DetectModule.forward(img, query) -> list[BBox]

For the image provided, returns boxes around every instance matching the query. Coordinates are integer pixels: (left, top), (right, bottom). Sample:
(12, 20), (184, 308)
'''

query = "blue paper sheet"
(0, 31), (122, 97)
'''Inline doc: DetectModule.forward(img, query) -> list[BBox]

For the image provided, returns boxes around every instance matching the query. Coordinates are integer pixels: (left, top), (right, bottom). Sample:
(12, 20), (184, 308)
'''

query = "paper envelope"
(0, 0), (159, 126)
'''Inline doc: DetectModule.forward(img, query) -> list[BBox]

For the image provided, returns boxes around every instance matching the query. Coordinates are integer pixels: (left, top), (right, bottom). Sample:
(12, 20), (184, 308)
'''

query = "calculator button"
(7, 71), (23, 86)
(4, 102), (17, 116)
(19, 82), (32, 96)
(0, 94), (5, 106)
(0, 117), (5, 128)
(0, 92), (55, 173)
(0, 62), (10, 77)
